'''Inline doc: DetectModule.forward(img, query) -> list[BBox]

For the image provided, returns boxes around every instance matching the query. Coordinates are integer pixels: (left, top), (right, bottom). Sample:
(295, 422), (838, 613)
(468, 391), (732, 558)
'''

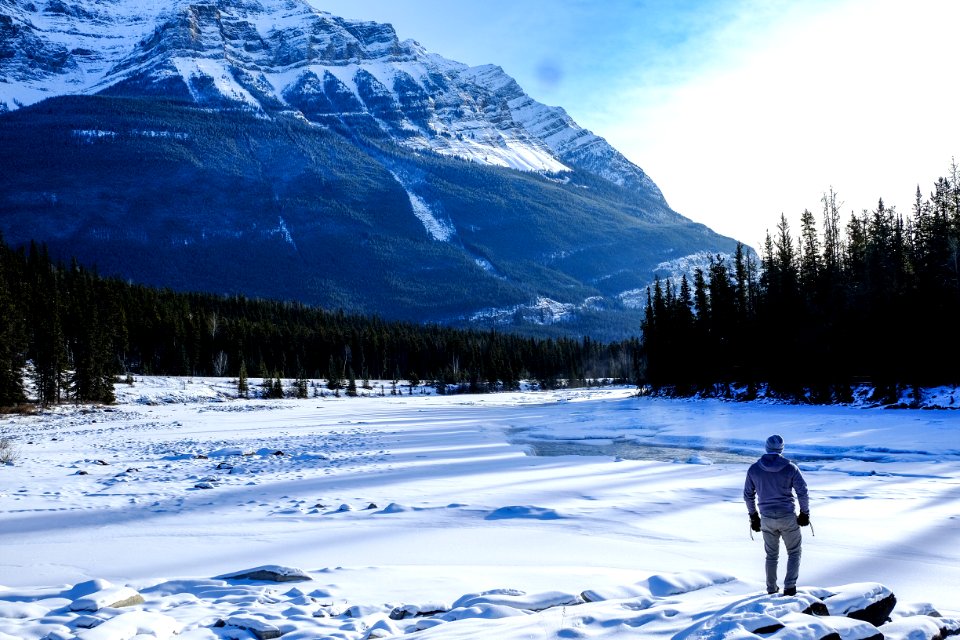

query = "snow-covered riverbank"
(1, 380), (958, 639)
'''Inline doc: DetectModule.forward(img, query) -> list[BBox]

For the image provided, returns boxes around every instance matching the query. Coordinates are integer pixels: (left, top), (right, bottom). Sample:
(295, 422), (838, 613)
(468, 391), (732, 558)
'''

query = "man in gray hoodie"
(743, 434), (810, 596)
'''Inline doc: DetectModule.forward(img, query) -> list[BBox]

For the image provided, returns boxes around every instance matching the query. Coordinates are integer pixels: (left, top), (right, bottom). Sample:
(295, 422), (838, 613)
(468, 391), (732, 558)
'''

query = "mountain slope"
(0, 0), (739, 339)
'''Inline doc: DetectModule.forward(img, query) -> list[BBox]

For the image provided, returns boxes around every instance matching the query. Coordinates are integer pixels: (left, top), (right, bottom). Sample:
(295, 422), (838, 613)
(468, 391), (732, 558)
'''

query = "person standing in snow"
(743, 434), (810, 596)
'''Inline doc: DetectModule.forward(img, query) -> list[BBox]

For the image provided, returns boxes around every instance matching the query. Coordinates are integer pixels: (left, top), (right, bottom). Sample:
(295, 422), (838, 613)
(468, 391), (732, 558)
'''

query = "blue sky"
(313, 1), (960, 248)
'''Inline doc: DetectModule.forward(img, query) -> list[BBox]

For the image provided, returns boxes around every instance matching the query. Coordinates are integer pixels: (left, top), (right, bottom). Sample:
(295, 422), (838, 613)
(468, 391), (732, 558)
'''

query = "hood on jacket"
(758, 452), (789, 472)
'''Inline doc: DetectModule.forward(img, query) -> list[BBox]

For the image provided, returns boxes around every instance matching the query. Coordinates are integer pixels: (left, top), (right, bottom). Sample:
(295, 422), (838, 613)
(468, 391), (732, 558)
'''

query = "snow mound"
(76, 610), (181, 640)
(486, 505), (564, 520)
(582, 570), (735, 601)
(452, 589), (581, 611)
(0, 574), (956, 640)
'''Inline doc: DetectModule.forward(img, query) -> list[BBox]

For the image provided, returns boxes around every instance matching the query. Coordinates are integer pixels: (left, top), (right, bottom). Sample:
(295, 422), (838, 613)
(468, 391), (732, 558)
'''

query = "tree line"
(641, 164), (960, 402)
(0, 235), (639, 407)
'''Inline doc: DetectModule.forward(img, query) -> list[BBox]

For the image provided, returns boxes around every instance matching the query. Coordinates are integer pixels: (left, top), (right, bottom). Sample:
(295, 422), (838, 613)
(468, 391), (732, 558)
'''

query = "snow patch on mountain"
(171, 57), (262, 107)
(274, 216), (297, 249)
(389, 170), (455, 241)
(470, 295), (607, 326)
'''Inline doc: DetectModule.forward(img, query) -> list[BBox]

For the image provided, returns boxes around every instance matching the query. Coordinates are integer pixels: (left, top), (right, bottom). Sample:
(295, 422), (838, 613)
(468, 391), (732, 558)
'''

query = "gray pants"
(761, 513), (802, 593)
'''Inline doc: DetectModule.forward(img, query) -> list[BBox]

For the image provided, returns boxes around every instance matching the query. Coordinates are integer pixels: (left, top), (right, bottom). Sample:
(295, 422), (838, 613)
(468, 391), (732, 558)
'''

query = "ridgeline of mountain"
(0, 0), (739, 339)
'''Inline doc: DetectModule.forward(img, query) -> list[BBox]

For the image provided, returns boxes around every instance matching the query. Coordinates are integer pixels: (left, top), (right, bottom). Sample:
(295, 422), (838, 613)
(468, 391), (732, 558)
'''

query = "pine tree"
(346, 366), (358, 397)
(296, 371), (308, 399)
(28, 244), (67, 406)
(0, 240), (26, 406)
(271, 374), (284, 399)
(237, 358), (249, 398)
(326, 355), (341, 391)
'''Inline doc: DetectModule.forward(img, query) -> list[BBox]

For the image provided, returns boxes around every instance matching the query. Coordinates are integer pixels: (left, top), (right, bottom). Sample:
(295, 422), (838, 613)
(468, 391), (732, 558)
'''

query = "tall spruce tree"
(0, 240), (26, 406)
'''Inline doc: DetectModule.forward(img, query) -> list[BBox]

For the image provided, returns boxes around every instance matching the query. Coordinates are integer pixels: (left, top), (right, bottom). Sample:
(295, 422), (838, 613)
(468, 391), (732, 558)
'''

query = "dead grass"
(0, 403), (37, 415)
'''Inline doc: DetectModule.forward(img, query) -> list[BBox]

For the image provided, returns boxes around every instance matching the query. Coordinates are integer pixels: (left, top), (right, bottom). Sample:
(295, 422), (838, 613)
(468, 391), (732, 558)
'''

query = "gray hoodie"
(743, 453), (809, 517)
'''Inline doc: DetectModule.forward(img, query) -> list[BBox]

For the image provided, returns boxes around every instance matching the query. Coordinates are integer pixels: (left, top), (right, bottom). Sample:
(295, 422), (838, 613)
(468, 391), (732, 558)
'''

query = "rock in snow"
(70, 586), (145, 612)
(817, 583), (898, 626)
(1, 573), (958, 640)
(219, 615), (282, 640)
(881, 615), (960, 640)
(216, 565), (313, 582)
(75, 611), (181, 640)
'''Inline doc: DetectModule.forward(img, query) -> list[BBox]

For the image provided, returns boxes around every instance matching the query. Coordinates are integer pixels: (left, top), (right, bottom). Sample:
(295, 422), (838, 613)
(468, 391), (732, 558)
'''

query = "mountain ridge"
(1, 0), (669, 212)
(0, 0), (740, 340)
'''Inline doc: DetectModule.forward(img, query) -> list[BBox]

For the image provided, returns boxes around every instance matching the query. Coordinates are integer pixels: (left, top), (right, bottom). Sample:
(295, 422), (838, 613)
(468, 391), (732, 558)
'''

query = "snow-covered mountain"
(0, 0), (739, 339)
(0, 0), (668, 212)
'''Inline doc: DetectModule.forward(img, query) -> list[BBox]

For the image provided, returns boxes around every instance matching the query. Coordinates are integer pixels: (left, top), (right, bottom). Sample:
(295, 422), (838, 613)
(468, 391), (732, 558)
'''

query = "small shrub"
(0, 436), (18, 465)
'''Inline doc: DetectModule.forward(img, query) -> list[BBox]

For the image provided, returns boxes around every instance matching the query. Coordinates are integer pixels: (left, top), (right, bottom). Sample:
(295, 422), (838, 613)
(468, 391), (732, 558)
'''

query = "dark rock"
(217, 565), (312, 582)
(804, 602), (830, 617)
(388, 603), (448, 620)
(820, 584), (897, 627)
(847, 594), (897, 627)
(879, 615), (960, 640)
(271, 450), (284, 456)
(752, 623), (785, 635)
(194, 454), (208, 459)
(389, 605), (413, 620)
(365, 502), (378, 510)
(222, 615), (282, 640)
(95, 460), (108, 465)
(75, 470), (89, 475)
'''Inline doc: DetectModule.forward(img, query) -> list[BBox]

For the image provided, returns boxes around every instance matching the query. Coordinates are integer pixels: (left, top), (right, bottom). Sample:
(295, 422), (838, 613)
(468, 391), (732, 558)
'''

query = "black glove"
(750, 512), (761, 532)
(797, 512), (810, 527)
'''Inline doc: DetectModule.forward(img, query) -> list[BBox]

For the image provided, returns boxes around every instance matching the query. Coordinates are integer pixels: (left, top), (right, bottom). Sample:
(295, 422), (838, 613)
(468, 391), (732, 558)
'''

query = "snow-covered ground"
(1, 378), (958, 639)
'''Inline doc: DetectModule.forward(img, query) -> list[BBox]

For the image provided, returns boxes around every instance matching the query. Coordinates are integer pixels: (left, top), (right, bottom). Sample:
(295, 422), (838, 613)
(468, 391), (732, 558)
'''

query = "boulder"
(216, 565), (313, 582)
(70, 586), (145, 612)
(776, 612), (842, 640)
(880, 615), (960, 640)
(821, 583), (897, 627)
(219, 615), (282, 640)
(389, 602), (449, 620)
(816, 615), (884, 640)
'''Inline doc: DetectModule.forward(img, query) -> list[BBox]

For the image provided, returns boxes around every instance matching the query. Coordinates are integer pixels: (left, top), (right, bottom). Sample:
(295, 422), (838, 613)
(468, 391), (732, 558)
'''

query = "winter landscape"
(3, 1), (960, 638)
(2, 379), (959, 639)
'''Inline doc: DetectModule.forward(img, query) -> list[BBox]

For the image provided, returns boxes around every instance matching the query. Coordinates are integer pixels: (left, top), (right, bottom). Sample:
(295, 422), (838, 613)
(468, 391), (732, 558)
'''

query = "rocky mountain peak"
(0, 0), (670, 212)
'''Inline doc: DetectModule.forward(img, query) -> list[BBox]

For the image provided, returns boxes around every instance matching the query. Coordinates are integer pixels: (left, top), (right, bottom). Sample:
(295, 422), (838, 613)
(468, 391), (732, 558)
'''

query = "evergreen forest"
(0, 236), (639, 407)
(640, 165), (960, 402)
(3, 165), (960, 409)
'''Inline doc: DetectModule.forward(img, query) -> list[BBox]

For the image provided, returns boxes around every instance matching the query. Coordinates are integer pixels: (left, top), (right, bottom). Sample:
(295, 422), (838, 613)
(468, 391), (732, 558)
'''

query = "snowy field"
(1, 378), (959, 639)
